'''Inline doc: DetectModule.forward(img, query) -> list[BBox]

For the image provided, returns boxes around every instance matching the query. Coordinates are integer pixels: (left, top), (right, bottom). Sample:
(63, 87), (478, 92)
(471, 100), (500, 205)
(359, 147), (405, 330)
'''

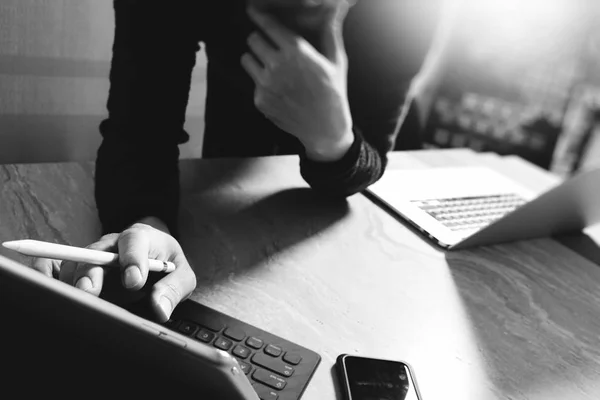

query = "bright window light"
(463, 0), (574, 46)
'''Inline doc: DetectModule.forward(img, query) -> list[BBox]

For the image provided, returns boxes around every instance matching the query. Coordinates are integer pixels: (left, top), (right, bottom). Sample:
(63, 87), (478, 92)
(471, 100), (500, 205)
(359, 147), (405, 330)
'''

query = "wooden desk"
(1, 149), (600, 399)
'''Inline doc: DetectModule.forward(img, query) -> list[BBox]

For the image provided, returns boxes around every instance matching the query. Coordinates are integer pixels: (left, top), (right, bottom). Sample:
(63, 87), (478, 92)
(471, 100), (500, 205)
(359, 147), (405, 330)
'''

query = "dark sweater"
(95, 0), (441, 236)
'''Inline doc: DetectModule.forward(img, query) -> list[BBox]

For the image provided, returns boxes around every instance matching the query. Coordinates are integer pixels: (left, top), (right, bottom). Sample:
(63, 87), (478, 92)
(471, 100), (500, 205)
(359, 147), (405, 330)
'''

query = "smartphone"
(336, 354), (423, 400)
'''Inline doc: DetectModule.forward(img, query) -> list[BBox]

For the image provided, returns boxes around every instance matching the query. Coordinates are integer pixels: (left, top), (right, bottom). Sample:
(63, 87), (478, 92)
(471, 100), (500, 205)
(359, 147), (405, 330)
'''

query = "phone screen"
(339, 355), (421, 400)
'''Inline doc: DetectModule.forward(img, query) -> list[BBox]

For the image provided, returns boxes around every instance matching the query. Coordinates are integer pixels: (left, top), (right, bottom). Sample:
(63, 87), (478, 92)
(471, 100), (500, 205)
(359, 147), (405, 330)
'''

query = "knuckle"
(254, 92), (275, 116)
(85, 233), (119, 251)
(128, 222), (151, 233)
(86, 241), (106, 251)
(120, 248), (139, 264)
(100, 233), (119, 242)
(119, 229), (137, 243)
(254, 91), (266, 110)
(188, 273), (198, 291)
(119, 224), (150, 245)
(85, 242), (99, 250)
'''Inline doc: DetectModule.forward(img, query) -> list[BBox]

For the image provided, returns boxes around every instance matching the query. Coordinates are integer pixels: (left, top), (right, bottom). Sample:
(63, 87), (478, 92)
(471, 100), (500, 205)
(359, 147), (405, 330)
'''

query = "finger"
(323, 0), (355, 22)
(247, 6), (295, 50)
(72, 234), (119, 296)
(247, 31), (279, 69)
(117, 228), (151, 291)
(31, 257), (61, 278)
(73, 264), (105, 296)
(92, 233), (120, 251)
(150, 259), (196, 322)
(241, 52), (266, 85)
(320, 0), (351, 62)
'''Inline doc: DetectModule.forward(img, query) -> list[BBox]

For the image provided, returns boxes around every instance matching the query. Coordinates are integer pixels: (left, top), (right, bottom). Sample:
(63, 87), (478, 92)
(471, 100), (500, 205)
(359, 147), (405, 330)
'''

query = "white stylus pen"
(2, 239), (175, 273)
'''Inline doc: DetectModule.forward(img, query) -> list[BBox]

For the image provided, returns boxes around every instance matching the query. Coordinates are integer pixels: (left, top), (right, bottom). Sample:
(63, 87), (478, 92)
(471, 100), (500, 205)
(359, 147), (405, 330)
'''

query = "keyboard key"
(193, 315), (225, 333)
(195, 329), (215, 343)
(246, 336), (264, 349)
(232, 345), (251, 359)
(416, 193), (525, 229)
(282, 352), (302, 365)
(252, 368), (287, 390)
(170, 300), (320, 399)
(252, 382), (279, 399)
(252, 353), (294, 377)
(238, 360), (252, 375)
(177, 321), (199, 336)
(224, 327), (245, 342)
(264, 344), (282, 357)
(214, 337), (233, 351)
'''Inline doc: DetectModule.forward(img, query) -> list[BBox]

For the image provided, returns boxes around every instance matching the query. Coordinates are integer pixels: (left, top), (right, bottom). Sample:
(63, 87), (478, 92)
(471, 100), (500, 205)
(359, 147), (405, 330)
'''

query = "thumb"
(320, 0), (352, 62)
(150, 258), (197, 322)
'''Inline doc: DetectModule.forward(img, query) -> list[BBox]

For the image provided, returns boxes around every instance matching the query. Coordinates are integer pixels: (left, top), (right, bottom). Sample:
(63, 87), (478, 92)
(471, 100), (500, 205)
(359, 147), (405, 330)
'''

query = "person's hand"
(241, 2), (355, 162)
(31, 221), (197, 322)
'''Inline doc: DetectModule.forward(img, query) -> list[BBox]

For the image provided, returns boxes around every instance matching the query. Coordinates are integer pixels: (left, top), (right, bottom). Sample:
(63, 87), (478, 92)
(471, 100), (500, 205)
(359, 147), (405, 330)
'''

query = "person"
(32, 0), (444, 322)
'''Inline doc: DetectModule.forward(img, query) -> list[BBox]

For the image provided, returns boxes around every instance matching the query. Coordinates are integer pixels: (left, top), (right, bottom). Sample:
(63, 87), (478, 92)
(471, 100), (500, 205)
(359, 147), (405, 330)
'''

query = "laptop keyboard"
(164, 300), (321, 400)
(412, 193), (526, 232)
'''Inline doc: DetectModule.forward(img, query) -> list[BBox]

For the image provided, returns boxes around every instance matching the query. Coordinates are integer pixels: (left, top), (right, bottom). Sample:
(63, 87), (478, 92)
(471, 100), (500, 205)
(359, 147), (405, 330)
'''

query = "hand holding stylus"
(12, 220), (197, 323)
(3, 239), (176, 273)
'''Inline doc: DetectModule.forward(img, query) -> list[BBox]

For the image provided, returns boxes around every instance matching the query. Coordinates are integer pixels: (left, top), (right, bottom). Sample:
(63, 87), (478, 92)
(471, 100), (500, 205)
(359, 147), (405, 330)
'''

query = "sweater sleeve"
(299, 127), (392, 197)
(300, 0), (437, 197)
(95, 0), (199, 237)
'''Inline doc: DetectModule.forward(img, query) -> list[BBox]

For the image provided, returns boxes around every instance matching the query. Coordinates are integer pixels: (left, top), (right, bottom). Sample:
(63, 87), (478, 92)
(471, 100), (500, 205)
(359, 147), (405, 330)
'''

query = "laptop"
(366, 165), (600, 250)
(0, 253), (320, 398)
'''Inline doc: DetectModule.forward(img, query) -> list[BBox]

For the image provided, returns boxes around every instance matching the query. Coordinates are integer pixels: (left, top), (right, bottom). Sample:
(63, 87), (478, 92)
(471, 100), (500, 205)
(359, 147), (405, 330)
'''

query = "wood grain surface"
(1, 149), (600, 399)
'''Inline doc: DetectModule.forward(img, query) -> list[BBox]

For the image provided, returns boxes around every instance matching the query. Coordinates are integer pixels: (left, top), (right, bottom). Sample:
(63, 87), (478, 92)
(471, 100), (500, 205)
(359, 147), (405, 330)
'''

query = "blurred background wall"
(0, 0), (207, 164)
(419, 0), (600, 176)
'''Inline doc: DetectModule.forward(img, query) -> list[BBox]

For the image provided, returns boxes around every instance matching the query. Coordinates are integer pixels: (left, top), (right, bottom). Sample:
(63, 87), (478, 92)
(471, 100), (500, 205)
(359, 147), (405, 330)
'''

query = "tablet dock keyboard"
(165, 300), (321, 400)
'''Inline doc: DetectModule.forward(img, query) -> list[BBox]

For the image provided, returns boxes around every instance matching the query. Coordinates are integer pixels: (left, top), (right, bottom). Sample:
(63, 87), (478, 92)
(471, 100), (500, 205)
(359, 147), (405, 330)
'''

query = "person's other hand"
(31, 222), (196, 322)
(241, 2), (355, 162)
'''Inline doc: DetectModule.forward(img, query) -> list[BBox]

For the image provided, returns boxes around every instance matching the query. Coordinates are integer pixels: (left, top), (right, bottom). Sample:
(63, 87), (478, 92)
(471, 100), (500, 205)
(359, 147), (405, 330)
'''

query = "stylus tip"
(2, 241), (18, 251)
